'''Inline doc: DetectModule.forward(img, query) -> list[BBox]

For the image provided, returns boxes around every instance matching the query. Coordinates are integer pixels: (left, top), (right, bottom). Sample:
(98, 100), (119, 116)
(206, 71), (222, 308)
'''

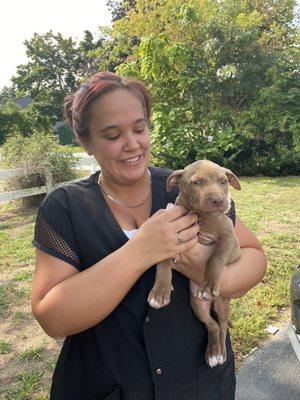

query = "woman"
(31, 71), (266, 400)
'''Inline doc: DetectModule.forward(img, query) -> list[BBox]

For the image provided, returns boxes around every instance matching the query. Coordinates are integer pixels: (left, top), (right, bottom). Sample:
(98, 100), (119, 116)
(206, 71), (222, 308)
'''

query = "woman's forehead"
(90, 88), (145, 122)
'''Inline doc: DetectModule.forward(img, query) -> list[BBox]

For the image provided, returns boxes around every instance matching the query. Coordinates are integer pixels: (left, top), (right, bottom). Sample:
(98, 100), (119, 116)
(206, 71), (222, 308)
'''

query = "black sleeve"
(226, 199), (236, 226)
(32, 189), (82, 270)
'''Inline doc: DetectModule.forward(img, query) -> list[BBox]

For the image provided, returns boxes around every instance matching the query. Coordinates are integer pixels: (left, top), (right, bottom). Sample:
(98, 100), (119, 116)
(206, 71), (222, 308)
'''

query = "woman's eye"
(192, 180), (203, 186)
(106, 135), (120, 141)
(134, 128), (145, 133)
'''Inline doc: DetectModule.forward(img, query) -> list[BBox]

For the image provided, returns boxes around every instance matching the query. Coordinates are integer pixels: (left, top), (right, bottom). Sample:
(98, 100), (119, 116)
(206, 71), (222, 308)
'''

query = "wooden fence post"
(45, 170), (53, 193)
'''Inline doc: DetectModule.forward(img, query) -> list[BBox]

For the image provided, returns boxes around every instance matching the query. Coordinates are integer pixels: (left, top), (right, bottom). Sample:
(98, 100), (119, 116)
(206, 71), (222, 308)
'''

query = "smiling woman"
(30, 71), (266, 400)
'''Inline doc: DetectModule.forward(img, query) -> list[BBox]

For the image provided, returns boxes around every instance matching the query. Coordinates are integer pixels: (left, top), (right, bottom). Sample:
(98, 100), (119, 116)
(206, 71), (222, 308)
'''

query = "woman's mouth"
(121, 155), (141, 164)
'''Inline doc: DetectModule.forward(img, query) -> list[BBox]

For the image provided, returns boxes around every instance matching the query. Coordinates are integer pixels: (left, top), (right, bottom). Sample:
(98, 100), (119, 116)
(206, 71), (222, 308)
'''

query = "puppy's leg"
(197, 239), (232, 300)
(213, 297), (231, 362)
(190, 282), (224, 367)
(148, 260), (173, 309)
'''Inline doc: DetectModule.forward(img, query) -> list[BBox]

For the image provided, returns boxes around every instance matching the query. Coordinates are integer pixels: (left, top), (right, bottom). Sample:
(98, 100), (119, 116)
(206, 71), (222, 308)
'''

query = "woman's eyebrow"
(135, 118), (147, 123)
(100, 125), (118, 133)
(100, 118), (147, 133)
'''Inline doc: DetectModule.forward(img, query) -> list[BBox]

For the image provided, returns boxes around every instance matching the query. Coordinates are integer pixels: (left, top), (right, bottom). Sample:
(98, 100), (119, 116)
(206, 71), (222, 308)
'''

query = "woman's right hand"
(132, 205), (199, 267)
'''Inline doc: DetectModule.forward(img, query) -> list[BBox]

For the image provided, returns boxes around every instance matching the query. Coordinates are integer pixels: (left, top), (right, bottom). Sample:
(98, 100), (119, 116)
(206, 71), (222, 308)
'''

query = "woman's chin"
(118, 157), (149, 180)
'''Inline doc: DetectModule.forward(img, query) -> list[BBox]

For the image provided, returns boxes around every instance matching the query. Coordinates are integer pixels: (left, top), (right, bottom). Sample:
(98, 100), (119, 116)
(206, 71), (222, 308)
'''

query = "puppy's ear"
(166, 170), (184, 192)
(224, 168), (241, 190)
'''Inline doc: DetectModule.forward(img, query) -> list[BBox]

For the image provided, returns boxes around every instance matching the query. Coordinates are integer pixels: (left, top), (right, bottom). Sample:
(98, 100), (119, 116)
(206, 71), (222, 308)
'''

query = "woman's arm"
(31, 206), (199, 339)
(220, 217), (267, 298)
(174, 217), (267, 298)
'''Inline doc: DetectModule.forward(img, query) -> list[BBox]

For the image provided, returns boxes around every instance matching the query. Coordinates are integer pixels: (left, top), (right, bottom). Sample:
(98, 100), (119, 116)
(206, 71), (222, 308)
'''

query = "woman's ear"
(166, 170), (184, 192)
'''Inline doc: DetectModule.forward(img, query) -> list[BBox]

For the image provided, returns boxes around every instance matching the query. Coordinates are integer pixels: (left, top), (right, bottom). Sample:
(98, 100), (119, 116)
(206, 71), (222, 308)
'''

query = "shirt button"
(156, 368), (162, 375)
(145, 316), (150, 323)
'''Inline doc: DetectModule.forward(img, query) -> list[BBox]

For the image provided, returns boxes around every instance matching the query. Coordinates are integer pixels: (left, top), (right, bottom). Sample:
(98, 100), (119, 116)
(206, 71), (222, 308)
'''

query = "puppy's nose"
(211, 195), (224, 207)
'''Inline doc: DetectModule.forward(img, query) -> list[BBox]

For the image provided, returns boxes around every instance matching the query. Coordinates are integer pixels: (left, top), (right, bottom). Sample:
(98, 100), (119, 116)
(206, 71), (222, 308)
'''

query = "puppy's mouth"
(194, 198), (230, 213)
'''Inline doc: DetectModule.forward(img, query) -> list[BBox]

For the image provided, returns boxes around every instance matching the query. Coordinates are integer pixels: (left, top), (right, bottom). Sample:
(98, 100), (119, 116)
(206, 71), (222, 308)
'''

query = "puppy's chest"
(198, 213), (232, 241)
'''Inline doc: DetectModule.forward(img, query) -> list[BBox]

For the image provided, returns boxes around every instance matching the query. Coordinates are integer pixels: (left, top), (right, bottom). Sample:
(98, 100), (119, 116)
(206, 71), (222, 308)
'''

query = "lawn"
(0, 175), (299, 399)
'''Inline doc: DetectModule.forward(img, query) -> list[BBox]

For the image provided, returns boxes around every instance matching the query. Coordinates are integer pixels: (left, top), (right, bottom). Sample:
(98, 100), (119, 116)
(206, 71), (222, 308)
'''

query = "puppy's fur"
(148, 160), (241, 367)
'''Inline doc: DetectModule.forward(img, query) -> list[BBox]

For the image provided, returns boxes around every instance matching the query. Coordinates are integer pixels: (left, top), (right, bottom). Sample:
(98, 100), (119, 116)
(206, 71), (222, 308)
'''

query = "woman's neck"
(99, 169), (151, 207)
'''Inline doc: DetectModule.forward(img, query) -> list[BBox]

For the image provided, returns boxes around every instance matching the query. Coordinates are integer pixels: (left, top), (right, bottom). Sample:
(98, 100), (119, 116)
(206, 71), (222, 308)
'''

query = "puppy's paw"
(208, 355), (219, 368)
(197, 285), (214, 301)
(147, 285), (173, 309)
(197, 282), (220, 300)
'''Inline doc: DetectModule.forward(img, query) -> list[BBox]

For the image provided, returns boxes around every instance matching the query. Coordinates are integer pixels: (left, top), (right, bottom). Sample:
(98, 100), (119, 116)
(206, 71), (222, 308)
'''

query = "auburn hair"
(64, 71), (151, 139)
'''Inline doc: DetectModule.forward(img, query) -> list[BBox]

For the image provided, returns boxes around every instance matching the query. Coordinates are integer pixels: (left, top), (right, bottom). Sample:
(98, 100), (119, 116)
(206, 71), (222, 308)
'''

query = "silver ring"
(177, 232), (183, 245)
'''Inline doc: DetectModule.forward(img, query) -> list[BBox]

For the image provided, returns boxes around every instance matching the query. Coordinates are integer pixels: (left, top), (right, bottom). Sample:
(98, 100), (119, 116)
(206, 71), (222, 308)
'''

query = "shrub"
(2, 131), (77, 206)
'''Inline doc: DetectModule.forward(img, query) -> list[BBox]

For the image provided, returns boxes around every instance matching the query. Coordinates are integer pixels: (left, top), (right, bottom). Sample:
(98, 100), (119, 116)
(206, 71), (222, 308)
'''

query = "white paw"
(208, 355), (219, 368)
(198, 290), (211, 301)
(217, 355), (224, 364)
(148, 296), (170, 309)
(148, 298), (162, 309)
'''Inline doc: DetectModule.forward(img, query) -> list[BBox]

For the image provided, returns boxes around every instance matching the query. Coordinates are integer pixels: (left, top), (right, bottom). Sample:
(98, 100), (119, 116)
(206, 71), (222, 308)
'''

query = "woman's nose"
(124, 132), (140, 150)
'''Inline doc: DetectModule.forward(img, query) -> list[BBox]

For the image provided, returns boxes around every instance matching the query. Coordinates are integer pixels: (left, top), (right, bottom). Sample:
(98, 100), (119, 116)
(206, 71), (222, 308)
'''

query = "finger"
(173, 213), (198, 232)
(177, 223), (199, 243)
(165, 205), (188, 221)
(177, 236), (199, 254)
(152, 209), (165, 216)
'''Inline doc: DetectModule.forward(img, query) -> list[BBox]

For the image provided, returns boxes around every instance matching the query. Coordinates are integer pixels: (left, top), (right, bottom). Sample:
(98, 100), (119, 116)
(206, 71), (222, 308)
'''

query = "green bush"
(0, 102), (52, 145)
(2, 131), (77, 206)
(115, 0), (300, 176)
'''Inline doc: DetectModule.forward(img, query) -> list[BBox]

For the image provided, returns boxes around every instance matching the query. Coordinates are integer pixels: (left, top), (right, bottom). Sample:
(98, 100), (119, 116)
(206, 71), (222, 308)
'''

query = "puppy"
(148, 160), (241, 367)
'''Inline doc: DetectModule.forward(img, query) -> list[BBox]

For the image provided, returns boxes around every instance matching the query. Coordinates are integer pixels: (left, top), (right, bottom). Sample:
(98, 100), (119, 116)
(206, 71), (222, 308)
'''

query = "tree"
(12, 30), (106, 123)
(114, 0), (300, 175)
(0, 101), (52, 145)
(106, 0), (136, 22)
(0, 86), (16, 106)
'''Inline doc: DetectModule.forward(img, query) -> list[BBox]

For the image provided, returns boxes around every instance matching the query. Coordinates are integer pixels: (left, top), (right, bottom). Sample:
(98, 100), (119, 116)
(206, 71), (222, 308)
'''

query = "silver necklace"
(98, 170), (152, 208)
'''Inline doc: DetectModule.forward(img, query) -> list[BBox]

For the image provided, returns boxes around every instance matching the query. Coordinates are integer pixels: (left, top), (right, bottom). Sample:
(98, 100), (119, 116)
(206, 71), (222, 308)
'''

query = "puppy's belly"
(227, 243), (241, 264)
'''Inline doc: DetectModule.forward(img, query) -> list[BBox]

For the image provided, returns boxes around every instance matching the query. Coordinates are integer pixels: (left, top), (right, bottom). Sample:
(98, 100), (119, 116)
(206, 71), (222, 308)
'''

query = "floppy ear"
(224, 168), (241, 190)
(166, 170), (184, 192)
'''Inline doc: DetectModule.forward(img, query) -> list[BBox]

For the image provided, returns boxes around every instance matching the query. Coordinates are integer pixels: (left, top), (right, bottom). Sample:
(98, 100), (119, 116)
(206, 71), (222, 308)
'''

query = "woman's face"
(81, 88), (151, 186)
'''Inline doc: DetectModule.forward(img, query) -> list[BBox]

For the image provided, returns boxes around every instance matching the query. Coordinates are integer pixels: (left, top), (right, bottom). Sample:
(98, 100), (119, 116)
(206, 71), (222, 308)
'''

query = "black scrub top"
(33, 166), (236, 400)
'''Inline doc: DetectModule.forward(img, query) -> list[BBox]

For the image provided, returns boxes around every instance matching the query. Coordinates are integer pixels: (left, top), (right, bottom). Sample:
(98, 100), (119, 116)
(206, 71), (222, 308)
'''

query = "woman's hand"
(172, 242), (216, 285)
(173, 217), (267, 299)
(132, 205), (199, 267)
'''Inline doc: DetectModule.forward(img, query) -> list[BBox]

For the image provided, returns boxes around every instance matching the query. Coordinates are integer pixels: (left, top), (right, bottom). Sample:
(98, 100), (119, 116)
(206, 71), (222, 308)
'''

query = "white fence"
(0, 153), (99, 203)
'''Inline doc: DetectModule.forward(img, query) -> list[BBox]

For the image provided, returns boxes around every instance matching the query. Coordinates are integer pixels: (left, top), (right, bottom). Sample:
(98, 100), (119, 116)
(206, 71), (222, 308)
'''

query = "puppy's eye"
(221, 179), (228, 185)
(192, 179), (203, 186)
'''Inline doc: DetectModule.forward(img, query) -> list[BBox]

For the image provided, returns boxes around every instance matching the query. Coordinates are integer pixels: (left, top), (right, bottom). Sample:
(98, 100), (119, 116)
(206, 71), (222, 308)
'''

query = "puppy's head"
(167, 160), (241, 213)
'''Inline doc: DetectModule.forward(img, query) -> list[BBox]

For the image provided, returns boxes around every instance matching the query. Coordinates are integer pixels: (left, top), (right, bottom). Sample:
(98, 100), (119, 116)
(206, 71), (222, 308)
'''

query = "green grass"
(0, 340), (12, 354)
(229, 176), (299, 357)
(13, 269), (34, 282)
(0, 175), (299, 397)
(19, 347), (45, 362)
(4, 370), (44, 400)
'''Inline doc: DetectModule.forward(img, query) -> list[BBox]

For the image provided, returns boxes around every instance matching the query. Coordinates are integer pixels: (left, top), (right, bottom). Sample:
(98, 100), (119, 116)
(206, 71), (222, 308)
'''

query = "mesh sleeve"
(33, 208), (81, 270)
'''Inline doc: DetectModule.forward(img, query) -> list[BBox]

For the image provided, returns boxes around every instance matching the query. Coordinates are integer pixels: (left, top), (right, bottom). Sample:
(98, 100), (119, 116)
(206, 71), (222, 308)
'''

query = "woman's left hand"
(172, 242), (216, 285)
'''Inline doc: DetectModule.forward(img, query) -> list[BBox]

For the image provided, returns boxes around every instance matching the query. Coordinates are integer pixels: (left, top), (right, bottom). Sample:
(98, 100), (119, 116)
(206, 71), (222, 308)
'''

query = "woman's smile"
(83, 88), (151, 185)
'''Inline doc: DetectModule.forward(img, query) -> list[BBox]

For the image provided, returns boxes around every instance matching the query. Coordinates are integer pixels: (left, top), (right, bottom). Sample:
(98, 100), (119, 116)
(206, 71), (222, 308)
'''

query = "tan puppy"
(148, 160), (241, 367)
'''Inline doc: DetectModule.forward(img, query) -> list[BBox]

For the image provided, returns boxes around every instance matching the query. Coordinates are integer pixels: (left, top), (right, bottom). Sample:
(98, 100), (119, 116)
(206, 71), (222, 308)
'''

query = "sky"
(1, 1), (299, 91)
(0, 0), (112, 90)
